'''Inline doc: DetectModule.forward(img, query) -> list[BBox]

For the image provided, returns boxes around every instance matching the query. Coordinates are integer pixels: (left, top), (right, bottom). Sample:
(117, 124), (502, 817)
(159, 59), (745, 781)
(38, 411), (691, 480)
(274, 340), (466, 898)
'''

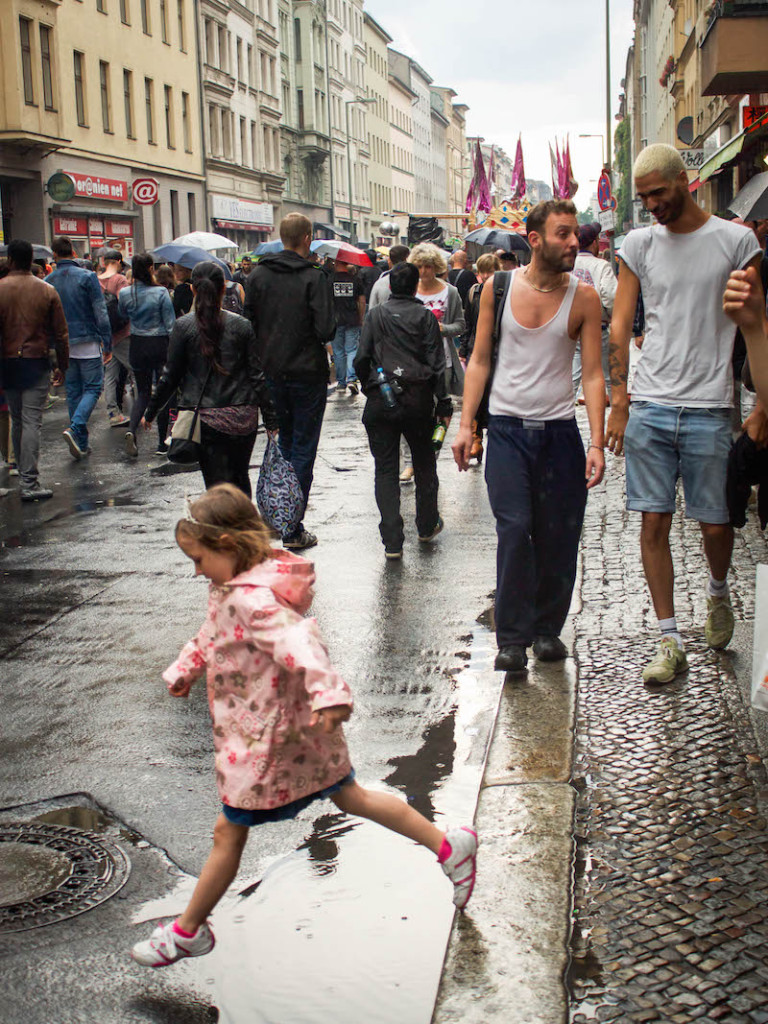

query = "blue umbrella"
(252, 239), (284, 255)
(152, 244), (232, 280)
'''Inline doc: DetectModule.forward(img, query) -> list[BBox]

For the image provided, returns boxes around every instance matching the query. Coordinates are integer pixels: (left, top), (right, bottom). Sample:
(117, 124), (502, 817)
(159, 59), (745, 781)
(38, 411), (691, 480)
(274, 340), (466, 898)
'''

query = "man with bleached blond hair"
(606, 143), (763, 685)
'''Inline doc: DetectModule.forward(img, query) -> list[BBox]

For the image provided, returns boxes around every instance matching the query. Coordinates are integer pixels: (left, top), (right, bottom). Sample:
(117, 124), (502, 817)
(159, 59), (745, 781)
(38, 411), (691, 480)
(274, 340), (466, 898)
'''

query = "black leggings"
(129, 334), (169, 444)
(198, 421), (257, 498)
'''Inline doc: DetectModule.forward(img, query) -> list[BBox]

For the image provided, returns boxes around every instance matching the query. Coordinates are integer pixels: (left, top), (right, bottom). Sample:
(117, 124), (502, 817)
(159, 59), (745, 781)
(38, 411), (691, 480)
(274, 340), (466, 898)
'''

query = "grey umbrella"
(463, 227), (530, 253)
(0, 243), (54, 260)
(727, 172), (768, 222)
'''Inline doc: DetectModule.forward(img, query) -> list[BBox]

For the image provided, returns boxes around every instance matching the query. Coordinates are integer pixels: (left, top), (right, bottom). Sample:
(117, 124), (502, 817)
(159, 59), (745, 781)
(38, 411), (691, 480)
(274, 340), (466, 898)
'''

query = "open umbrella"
(312, 241), (373, 267)
(463, 227), (530, 254)
(0, 243), (53, 260)
(170, 231), (238, 251)
(728, 172), (768, 222)
(252, 240), (284, 255)
(152, 244), (232, 280)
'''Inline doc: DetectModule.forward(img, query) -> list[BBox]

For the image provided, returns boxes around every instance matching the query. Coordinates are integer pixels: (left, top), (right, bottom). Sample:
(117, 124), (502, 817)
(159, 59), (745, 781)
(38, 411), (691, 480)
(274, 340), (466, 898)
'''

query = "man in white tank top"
(606, 144), (762, 685)
(453, 200), (606, 675)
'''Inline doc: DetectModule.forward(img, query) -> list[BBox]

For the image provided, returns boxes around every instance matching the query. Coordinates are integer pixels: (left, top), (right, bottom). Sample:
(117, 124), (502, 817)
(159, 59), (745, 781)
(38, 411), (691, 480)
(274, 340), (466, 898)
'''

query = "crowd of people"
(1, 141), (767, 968)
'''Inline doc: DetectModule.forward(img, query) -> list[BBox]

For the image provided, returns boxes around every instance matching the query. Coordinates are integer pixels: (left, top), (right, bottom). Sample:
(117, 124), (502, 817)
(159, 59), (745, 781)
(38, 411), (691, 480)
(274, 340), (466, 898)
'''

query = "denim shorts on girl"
(624, 401), (731, 524)
(222, 770), (356, 826)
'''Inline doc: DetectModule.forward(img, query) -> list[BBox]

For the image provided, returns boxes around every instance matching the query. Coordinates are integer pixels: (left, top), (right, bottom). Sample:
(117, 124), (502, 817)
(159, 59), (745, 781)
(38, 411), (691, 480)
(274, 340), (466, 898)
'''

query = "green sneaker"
(642, 637), (688, 685)
(705, 594), (734, 650)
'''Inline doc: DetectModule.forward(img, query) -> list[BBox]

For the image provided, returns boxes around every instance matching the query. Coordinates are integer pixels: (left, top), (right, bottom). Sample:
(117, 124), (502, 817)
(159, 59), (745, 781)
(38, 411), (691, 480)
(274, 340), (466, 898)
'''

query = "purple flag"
(475, 140), (492, 213)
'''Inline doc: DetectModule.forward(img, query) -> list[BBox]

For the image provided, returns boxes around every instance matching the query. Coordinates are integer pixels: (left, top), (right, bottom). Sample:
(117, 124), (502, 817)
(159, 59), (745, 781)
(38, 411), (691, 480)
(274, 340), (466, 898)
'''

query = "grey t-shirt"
(620, 217), (761, 408)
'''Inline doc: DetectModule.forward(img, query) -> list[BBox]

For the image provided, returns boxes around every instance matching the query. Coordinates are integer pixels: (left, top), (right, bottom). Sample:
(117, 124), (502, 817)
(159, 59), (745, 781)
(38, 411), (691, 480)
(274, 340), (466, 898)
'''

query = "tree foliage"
(614, 118), (632, 231)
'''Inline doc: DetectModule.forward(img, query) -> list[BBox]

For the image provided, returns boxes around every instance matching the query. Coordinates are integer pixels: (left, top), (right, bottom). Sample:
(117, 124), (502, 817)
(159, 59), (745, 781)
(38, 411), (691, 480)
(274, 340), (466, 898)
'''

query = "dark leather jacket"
(144, 310), (278, 430)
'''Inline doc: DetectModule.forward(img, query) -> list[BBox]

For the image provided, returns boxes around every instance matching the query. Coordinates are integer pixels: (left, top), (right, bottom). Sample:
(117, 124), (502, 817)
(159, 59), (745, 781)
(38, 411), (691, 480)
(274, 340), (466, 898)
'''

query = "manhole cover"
(0, 823), (130, 933)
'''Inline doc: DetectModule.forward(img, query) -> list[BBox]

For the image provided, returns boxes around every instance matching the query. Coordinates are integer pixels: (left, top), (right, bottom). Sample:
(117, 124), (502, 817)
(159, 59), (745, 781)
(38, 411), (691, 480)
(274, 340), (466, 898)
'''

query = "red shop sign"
(105, 219), (132, 237)
(53, 216), (87, 235)
(132, 177), (159, 205)
(66, 171), (128, 202)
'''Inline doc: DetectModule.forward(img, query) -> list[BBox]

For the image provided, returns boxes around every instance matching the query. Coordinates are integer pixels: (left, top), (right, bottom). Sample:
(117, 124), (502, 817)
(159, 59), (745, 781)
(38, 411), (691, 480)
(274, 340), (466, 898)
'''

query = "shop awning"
(213, 219), (272, 231)
(688, 177), (701, 193)
(313, 222), (351, 240)
(700, 110), (768, 183)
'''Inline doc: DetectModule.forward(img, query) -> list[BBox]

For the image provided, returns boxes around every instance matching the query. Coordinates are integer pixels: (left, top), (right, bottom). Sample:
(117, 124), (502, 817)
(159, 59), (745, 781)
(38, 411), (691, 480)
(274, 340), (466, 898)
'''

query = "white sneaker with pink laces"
(131, 919), (215, 967)
(439, 827), (478, 910)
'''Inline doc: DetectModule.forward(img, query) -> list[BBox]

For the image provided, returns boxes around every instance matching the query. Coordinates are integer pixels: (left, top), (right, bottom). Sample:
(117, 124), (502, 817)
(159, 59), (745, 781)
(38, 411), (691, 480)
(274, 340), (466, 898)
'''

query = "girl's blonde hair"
(408, 243), (448, 276)
(175, 484), (275, 574)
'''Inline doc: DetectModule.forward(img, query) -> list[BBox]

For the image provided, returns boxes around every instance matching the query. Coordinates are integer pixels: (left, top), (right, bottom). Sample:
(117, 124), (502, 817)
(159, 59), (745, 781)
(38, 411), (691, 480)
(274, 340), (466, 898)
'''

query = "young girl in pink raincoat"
(131, 483), (478, 968)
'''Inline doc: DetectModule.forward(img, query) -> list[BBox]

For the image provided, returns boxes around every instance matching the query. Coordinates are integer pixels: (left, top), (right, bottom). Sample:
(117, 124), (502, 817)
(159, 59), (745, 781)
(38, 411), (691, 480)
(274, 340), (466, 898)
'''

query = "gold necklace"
(523, 268), (565, 293)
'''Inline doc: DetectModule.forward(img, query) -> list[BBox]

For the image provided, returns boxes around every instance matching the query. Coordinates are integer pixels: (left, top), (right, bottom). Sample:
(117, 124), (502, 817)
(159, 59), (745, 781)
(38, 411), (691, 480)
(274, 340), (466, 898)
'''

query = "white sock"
(707, 574), (728, 598)
(659, 617), (683, 648)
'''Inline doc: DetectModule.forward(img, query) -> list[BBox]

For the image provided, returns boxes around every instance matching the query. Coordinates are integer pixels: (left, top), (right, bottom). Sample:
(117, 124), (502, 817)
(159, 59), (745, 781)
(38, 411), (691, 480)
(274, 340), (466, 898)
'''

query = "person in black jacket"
(142, 261), (278, 498)
(243, 214), (336, 550)
(354, 262), (452, 559)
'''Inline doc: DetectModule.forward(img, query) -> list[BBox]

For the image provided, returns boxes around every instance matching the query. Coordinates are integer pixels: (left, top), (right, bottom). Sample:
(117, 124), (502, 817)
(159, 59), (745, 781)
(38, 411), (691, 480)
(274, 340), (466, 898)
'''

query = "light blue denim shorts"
(624, 401), (731, 524)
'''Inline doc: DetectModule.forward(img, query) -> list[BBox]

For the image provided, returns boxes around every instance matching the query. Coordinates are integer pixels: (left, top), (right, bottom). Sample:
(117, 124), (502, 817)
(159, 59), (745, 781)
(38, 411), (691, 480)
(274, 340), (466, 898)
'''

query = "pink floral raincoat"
(163, 551), (353, 811)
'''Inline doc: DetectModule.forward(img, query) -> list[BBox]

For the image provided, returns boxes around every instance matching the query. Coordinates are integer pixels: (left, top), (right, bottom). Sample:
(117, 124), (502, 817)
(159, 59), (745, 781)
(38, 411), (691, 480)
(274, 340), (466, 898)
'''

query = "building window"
(160, 0), (169, 43)
(74, 51), (86, 125)
(170, 189), (179, 237)
(247, 44), (253, 87)
(218, 26), (226, 71)
(240, 116), (247, 163)
(19, 18), (34, 105)
(297, 89), (304, 130)
(120, 0), (129, 24)
(124, 69), (134, 137)
(100, 61), (111, 131)
(250, 121), (257, 169)
(97, 0), (106, 12)
(181, 91), (191, 151)
(208, 105), (219, 155)
(177, 0), (186, 51)
(237, 38), (243, 82)
(140, 0), (150, 34)
(187, 192), (196, 231)
(222, 109), (232, 159)
(293, 18), (301, 60)
(40, 25), (54, 110)
(205, 20), (214, 64)
(164, 84), (174, 147)
(145, 77), (155, 142)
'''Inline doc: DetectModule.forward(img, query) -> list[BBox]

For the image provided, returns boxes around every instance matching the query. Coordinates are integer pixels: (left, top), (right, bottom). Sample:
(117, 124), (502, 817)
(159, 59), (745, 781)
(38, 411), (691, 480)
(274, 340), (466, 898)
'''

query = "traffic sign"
(597, 171), (616, 212)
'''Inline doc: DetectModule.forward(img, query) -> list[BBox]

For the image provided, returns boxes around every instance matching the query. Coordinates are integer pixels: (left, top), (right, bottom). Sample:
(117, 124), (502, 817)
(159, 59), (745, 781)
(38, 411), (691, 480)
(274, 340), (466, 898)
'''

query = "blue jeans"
(332, 325), (360, 387)
(624, 401), (731, 523)
(485, 415), (587, 647)
(65, 356), (104, 449)
(267, 376), (327, 538)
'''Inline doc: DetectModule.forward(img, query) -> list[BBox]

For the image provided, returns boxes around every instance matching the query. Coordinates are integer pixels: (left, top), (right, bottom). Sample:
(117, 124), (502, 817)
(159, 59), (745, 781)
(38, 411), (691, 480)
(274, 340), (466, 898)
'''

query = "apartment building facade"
(198, 0), (283, 249)
(363, 11), (392, 242)
(387, 50), (414, 234)
(0, 0), (205, 253)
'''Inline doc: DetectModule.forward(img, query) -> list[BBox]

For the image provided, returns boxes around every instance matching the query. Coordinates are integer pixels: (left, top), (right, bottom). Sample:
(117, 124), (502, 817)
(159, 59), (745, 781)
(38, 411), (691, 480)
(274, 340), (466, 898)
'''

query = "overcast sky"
(365, 0), (636, 208)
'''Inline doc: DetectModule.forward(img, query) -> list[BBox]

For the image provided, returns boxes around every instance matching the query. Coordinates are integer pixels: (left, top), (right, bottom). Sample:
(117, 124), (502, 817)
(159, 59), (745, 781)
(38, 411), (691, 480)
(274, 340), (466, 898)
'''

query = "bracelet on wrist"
(589, 443), (605, 451)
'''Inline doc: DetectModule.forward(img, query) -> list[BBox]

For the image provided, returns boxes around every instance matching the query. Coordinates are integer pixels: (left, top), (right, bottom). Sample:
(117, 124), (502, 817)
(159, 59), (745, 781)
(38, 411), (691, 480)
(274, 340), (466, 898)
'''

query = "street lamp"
(579, 134), (606, 167)
(345, 96), (376, 246)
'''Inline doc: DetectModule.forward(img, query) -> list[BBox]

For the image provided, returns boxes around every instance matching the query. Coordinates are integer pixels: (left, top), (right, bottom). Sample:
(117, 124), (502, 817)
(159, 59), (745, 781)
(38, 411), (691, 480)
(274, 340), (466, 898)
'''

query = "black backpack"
(103, 289), (129, 333)
(221, 280), (244, 315)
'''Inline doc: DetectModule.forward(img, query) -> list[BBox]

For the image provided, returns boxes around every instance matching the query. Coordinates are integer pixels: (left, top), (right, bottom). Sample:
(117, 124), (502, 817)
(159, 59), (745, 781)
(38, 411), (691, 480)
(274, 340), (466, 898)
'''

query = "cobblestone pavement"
(568, 448), (768, 1023)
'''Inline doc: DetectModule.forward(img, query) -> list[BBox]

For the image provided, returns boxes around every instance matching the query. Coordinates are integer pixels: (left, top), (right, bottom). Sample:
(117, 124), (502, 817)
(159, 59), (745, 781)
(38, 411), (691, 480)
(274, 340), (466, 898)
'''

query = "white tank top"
(489, 269), (578, 421)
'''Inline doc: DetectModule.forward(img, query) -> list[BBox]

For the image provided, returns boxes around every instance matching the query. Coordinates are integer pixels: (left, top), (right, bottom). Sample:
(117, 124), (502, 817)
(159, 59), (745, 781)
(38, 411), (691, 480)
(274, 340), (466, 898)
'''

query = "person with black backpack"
(354, 262), (452, 559)
(98, 250), (132, 428)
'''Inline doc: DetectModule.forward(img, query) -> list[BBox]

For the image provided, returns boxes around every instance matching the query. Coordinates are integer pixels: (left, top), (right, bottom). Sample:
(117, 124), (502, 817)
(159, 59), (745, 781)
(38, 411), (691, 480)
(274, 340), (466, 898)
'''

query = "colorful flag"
(475, 140), (492, 213)
(565, 136), (579, 198)
(488, 145), (496, 197)
(465, 144), (478, 213)
(549, 143), (560, 198)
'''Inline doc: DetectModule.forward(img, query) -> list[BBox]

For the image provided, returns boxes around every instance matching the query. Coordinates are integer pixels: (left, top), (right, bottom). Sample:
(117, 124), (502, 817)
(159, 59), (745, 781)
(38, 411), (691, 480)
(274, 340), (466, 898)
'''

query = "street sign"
(598, 209), (616, 233)
(597, 171), (616, 212)
(679, 149), (705, 172)
(744, 105), (768, 130)
(132, 178), (159, 205)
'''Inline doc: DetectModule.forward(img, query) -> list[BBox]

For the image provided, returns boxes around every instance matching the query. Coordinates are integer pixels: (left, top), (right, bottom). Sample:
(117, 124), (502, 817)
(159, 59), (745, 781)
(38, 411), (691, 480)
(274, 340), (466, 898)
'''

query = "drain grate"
(0, 822), (130, 933)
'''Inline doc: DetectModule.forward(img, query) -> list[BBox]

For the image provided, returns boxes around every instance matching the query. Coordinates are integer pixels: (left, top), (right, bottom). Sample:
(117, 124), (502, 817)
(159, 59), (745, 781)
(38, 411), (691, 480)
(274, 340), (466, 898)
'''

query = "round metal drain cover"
(0, 823), (130, 933)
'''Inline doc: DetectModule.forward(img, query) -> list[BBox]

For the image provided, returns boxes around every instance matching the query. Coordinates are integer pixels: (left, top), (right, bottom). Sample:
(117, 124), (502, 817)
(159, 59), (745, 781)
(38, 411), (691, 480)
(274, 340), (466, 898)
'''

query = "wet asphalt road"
(0, 386), (500, 1023)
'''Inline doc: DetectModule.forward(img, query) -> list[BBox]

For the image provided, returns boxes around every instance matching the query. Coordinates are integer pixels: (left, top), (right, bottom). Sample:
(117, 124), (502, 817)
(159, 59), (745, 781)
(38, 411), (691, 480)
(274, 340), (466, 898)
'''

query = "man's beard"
(538, 240), (577, 273)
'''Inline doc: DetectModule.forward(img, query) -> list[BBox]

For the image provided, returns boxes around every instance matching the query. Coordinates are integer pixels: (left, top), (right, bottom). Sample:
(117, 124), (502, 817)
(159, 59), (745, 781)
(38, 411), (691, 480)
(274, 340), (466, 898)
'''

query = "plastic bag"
(751, 565), (768, 712)
(256, 435), (303, 538)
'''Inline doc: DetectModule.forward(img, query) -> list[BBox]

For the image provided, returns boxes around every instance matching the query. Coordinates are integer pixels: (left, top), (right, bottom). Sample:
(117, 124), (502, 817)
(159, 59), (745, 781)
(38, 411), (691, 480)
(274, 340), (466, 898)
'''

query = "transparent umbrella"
(170, 231), (238, 251)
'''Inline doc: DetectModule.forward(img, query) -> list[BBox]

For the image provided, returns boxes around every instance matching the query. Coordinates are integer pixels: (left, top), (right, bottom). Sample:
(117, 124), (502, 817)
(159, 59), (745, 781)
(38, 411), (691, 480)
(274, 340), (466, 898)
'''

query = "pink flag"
(475, 140), (492, 213)
(510, 135), (526, 203)
(549, 143), (560, 198)
(465, 144), (478, 213)
(565, 137), (579, 198)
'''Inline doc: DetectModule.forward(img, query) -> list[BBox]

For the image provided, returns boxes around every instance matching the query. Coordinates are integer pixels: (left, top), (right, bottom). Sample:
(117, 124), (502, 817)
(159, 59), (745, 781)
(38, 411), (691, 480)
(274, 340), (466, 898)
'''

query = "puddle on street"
(134, 620), (497, 1024)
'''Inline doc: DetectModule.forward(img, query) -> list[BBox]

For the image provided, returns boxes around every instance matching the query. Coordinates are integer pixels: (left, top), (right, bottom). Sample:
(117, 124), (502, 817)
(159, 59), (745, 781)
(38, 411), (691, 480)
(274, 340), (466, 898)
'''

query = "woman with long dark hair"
(141, 261), (278, 496)
(118, 252), (176, 456)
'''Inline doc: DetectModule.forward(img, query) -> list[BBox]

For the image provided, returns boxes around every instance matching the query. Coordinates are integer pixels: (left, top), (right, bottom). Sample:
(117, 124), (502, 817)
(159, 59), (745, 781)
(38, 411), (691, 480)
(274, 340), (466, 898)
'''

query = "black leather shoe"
(533, 636), (568, 662)
(494, 645), (528, 673)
